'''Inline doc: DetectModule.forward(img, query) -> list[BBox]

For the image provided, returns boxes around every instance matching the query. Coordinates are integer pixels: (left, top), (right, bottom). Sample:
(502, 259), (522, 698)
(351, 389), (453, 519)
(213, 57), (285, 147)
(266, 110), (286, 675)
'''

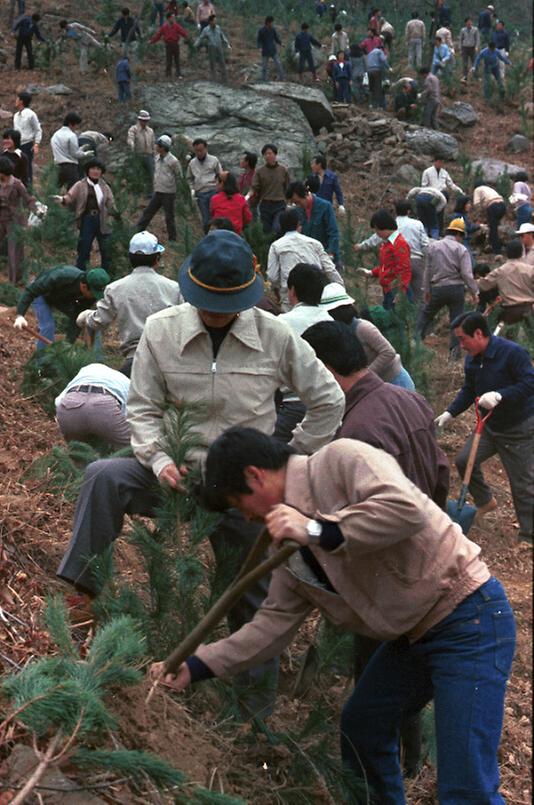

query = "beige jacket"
(127, 304), (345, 477)
(63, 178), (115, 234)
(127, 122), (155, 155)
(478, 259), (534, 307)
(196, 440), (490, 677)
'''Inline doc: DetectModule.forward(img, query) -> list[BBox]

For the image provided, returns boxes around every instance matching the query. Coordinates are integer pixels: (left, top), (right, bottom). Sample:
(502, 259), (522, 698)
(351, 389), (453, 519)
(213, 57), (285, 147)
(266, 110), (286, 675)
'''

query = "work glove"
(35, 201), (48, 218)
(337, 205), (346, 215)
(478, 391), (502, 410)
(434, 411), (453, 430)
(356, 267), (372, 276)
(14, 315), (28, 330)
(76, 309), (93, 328)
(190, 188), (196, 199)
(80, 143), (94, 153)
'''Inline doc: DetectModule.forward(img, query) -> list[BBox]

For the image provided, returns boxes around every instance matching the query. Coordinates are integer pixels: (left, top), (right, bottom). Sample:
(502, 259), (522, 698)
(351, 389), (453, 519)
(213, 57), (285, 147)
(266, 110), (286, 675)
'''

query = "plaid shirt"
(372, 231), (411, 293)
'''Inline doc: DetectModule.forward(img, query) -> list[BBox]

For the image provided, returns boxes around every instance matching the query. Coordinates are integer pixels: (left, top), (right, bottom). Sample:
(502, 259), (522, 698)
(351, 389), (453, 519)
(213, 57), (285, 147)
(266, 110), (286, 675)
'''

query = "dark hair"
(208, 14), (216, 21)
(327, 302), (358, 325)
(370, 209), (396, 230)
(394, 199), (411, 216)
(335, 22), (342, 30)
(513, 170), (529, 182)
(306, 173), (321, 193)
(488, 41), (496, 49)
(287, 263), (327, 305)
(506, 239), (524, 259)
(435, 36), (442, 42)
(301, 22), (310, 30)
(102, 131), (114, 141)
(472, 262), (491, 278)
(451, 311), (490, 336)
(85, 159), (106, 174)
(464, 16), (472, 22)
(302, 321), (368, 375)
(201, 427), (295, 512)
(209, 217), (235, 231)
(265, 15), (274, 23)
(64, 112), (82, 127)
(192, 137), (207, 147)
(242, 151), (258, 170)
(121, 7), (130, 14)
(129, 252), (159, 268)
(454, 194), (471, 214)
(59, 19), (68, 28)
(17, 91), (32, 107)
(313, 154), (327, 169)
(418, 66), (430, 75)
(31, 13), (41, 22)
(411, 11), (419, 18)
(472, 180), (488, 189)
(166, 11), (174, 18)
(350, 43), (363, 57)
(261, 143), (278, 155)
(0, 157), (14, 176)
(279, 208), (300, 234)
(3, 128), (21, 148)
(222, 172), (238, 197)
(286, 180), (307, 200)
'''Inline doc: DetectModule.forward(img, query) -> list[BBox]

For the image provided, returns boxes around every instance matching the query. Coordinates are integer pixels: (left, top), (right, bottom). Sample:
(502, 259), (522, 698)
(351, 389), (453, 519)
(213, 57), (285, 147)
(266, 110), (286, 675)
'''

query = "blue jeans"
(416, 195), (439, 239)
(389, 367), (416, 391)
(32, 295), (55, 351)
(117, 81), (131, 102)
(76, 214), (110, 270)
(382, 286), (414, 310)
(261, 54), (285, 80)
(516, 203), (532, 228)
(340, 577), (515, 804)
(195, 189), (217, 232)
(417, 284), (465, 350)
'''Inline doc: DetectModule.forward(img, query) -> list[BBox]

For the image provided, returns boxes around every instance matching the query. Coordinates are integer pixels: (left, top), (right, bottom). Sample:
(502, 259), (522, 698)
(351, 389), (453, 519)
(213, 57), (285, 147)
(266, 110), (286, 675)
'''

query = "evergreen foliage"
(0, 281), (21, 307)
(21, 341), (97, 417)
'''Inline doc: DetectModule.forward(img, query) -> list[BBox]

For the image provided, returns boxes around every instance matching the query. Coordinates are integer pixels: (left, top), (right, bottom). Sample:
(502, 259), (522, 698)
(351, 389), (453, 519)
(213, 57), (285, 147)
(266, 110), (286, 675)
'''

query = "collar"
(177, 306), (264, 356)
(86, 178), (99, 187)
(131, 266), (157, 274)
(343, 370), (383, 417)
(387, 229), (401, 244)
(284, 454), (316, 516)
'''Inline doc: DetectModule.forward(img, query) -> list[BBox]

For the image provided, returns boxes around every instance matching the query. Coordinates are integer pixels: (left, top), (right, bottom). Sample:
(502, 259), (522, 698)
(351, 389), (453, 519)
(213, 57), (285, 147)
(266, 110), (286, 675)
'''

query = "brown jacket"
(337, 370), (450, 508)
(478, 259), (534, 307)
(0, 176), (36, 225)
(196, 440), (489, 677)
(63, 178), (115, 234)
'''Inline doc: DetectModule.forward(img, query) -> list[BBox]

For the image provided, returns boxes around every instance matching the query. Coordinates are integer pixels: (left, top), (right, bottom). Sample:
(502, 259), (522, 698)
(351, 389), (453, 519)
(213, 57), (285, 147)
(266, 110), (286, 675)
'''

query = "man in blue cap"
(56, 229), (344, 720)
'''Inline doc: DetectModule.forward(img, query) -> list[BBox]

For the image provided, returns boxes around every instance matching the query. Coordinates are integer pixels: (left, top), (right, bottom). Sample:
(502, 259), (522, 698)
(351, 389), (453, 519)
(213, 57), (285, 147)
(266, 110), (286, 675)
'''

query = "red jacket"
(209, 191), (252, 235)
(150, 21), (188, 45)
(371, 232), (411, 294)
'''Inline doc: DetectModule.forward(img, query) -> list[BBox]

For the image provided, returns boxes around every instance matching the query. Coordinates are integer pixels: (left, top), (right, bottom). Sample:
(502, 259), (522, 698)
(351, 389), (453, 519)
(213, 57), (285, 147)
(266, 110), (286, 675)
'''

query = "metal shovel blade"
(447, 499), (477, 535)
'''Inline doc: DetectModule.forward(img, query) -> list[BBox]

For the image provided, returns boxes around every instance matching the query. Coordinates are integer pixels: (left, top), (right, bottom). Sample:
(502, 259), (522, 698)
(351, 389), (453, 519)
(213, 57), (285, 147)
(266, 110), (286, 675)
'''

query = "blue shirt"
(491, 30), (510, 51)
(447, 336), (534, 430)
(56, 363), (130, 414)
(295, 31), (321, 54)
(366, 47), (388, 71)
(432, 43), (450, 67)
(316, 169), (344, 206)
(115, 57), (131, 82)
(257, 25), (281, 57)
(474, 47), (511, 72)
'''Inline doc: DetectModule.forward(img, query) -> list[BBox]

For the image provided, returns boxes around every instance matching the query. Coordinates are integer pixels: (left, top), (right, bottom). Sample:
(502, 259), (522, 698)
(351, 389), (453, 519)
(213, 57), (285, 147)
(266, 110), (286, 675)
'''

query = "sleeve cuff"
(318, 520), (345, 551)
(186, 655), (215, 683)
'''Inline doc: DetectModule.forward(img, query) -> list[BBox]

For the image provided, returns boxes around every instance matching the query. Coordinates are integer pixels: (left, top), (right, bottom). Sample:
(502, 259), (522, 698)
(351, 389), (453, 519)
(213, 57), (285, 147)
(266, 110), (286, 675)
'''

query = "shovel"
(446, 398), (492, 535)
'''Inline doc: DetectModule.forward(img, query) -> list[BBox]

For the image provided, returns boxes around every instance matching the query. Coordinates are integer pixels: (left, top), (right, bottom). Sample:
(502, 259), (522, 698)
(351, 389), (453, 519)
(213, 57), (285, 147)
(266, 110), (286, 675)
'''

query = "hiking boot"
(475, 497), (498, 521)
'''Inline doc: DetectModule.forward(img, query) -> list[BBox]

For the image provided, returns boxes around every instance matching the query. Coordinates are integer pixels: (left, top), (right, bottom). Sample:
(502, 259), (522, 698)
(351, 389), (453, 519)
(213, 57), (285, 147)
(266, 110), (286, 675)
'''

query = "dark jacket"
(477, 9), (492, 33)
(316, 169), (344, 206)
(333, 60), (352, 82)
(491, 30), (510, 50)
(13, 15), (46, 41)
(1, 150), (29, 186)
(298, 194), (340, 262)
(447, 335), (534, 431)
(108, 15), (141, 43)
(116, 57), (131, 82)
(17, 266), (94, 341)
(337, 370), (450, 509)
(295, 31), (321, 54)
(257, 25), (281, 57)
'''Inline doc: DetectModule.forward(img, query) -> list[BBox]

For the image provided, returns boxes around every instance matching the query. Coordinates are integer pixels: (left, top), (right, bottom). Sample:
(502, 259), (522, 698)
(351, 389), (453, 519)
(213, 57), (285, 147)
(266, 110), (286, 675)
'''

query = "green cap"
(85, 267), (111, 300)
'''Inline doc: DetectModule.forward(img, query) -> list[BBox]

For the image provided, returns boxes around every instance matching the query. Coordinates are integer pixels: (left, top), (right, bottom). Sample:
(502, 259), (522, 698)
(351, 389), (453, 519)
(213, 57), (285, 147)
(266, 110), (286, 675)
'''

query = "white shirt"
(421, 165), (463, 195)
(13, 107), (43, 146)
(394, 216), (430, 257)
(50, 126), (86, 164)
(279, 302), (332, 336)
(55, 364), (130, 413)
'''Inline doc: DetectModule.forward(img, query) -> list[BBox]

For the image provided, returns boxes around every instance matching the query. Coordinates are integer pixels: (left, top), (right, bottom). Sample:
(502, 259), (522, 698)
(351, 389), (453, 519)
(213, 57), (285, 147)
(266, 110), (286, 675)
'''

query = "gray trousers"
(261, 53), (285, 81)
(422, 99), (439, 129)
(417, 284), (465, 350)
(56, 391), (131, 448)
(455, 415), (534, 540)
(208, 48), (227, 83)
(57, 457), (279, 717)
(409, 255), (425, 304)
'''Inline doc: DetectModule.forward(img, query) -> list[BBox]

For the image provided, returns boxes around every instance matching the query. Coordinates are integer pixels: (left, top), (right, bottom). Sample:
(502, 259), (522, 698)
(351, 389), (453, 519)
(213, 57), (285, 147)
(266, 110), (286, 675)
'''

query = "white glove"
(337, 205), (346, 215)
(190, 188), (196, 199)
(76, 309), (93, 328)
(14, 315), (28, 330)
(50, 194), (64, 203)
(82, 149), (95, 158)
(80, 143), (94, 153)
(434, 411), (453, 430)
(478, 391), (502, 410)
(356, 267), (372, 276)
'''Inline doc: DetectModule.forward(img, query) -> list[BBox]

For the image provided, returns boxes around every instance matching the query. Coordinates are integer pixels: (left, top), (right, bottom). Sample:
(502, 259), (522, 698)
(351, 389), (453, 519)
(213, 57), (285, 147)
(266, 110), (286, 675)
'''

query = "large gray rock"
(506, 134), (530, 154)
(405, 127), (459, 160)
(138, 80), (315, 173)
(26, 83), (73, 95)
(392, 164), (420, 185)
(249, 82), (334, 133)
(440, 102), (479, 130)
(470, 158), (524, 183)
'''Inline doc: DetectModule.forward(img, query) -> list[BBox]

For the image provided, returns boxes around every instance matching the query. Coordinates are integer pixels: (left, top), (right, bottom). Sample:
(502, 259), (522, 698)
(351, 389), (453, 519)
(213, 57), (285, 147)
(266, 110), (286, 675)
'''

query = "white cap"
(129, 231), (165, 255)
(328, 54), (338, 61)
(157, 134), (172, 149)
(487, 5), (495, 10)
(320, 282), (355, 311)
(137, 109), (151, 120)
(514, 223), (534, 235)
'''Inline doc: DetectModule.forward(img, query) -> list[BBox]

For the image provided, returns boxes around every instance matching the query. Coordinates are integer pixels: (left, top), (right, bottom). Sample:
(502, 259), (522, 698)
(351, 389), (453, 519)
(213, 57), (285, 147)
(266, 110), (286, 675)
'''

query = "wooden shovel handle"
(24, 326), (53, 346)
(462, 431), (482, 488)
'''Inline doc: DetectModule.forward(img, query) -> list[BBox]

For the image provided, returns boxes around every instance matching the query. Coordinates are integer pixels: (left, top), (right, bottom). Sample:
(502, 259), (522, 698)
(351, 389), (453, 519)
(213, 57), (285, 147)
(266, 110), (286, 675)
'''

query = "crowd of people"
(2, 2), (533, 804)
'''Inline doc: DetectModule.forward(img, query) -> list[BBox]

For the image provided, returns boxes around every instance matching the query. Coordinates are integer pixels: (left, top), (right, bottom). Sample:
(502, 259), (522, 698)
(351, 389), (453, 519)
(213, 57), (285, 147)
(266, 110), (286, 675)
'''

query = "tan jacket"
(63, 178), (115, 234)
(473, 185), (503, 213)
(405, 18), (425, 41)
(478, 259), (534, 307)
(196, 440), (490, 678)
(127, 304), (345, 477)
(127, 122), (155, 155)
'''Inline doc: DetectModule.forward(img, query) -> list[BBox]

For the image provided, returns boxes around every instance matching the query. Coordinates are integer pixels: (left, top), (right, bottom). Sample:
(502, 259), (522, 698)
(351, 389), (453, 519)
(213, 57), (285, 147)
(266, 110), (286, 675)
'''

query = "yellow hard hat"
(446, 217), (466, 234)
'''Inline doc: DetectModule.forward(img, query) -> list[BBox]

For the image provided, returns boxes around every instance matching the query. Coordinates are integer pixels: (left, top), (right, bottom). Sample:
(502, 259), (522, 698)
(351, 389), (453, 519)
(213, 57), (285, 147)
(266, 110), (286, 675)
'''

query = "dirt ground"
(0, 2), (532, 803)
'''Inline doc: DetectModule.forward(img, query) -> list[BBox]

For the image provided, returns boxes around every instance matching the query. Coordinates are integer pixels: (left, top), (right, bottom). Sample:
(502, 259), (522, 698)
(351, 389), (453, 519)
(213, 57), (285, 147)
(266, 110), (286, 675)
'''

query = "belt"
(67, 385), (120, 403)
(84, 209), (99, 217)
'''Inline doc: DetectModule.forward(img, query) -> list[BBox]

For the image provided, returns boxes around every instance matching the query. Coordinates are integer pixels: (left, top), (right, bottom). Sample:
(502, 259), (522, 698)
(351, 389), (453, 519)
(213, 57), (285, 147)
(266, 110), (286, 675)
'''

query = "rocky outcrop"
(470, 158), (524, 183)
(440, 102), (479, 131)
(138, 80), (315, 172)
(405, 127), (459, 160)
(506, 134), (529, 154)
(25, 84), (73, 95)
(249, 82), (334, 133)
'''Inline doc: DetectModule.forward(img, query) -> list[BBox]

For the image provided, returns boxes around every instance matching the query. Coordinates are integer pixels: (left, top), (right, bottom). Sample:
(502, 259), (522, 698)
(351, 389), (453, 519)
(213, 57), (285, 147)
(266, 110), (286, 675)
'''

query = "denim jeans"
(150, 1), (164, 26)
(341, 577), (515, 804)
(416, 195), (439, 239)
(483, 66), (504, 100)
(117, 80), (131, 102)
(417, 284), (465, 349)
(516, 203), (532, 228)
(259, 199), (286, 234)
(195, 189), (217, 232)
(261, 54), (285, 80)
(76, 214), (110, 271)
(32, 295), (56, 351)
(389, 367), (416, 391)
(298, 51), (316, 77)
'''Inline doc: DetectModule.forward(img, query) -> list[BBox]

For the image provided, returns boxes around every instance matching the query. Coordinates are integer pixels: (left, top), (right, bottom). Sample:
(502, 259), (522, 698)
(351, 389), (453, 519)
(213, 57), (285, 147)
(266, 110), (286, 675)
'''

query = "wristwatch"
(306, 519), (323, 546)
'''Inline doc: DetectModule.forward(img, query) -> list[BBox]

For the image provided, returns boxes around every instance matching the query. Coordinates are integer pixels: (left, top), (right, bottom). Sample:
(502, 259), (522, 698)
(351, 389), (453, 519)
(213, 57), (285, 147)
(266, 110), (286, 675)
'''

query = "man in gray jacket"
(75, 231), (182, 375)
(57, 229), (344, 719)
(137, 134), (182, 241)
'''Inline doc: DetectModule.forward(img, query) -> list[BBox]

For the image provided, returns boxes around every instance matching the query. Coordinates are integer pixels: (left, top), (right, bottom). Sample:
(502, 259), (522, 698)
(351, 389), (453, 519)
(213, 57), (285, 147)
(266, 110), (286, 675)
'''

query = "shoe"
(475, 498), (498, 521)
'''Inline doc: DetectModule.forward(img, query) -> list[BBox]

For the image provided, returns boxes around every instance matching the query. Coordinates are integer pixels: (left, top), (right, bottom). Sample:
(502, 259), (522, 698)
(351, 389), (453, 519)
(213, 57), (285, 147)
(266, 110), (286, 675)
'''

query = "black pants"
(298, 51), (316, 77)
(15, 36), (34, 69)
(258, 200), (286, 234)
(20, 142), (34, 184)
(137, 192), (176, 241)
(165, 42), (181, 77)
(57, 162), (79, 190)
(368, 69), (384, 108)
(486, 201), (506, 254)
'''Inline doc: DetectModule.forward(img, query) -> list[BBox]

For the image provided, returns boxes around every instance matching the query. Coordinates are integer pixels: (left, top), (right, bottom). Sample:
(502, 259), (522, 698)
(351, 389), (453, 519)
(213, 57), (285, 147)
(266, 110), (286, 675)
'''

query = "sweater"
(371, 231), (411, 293)
(251, 163), (289, 203)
